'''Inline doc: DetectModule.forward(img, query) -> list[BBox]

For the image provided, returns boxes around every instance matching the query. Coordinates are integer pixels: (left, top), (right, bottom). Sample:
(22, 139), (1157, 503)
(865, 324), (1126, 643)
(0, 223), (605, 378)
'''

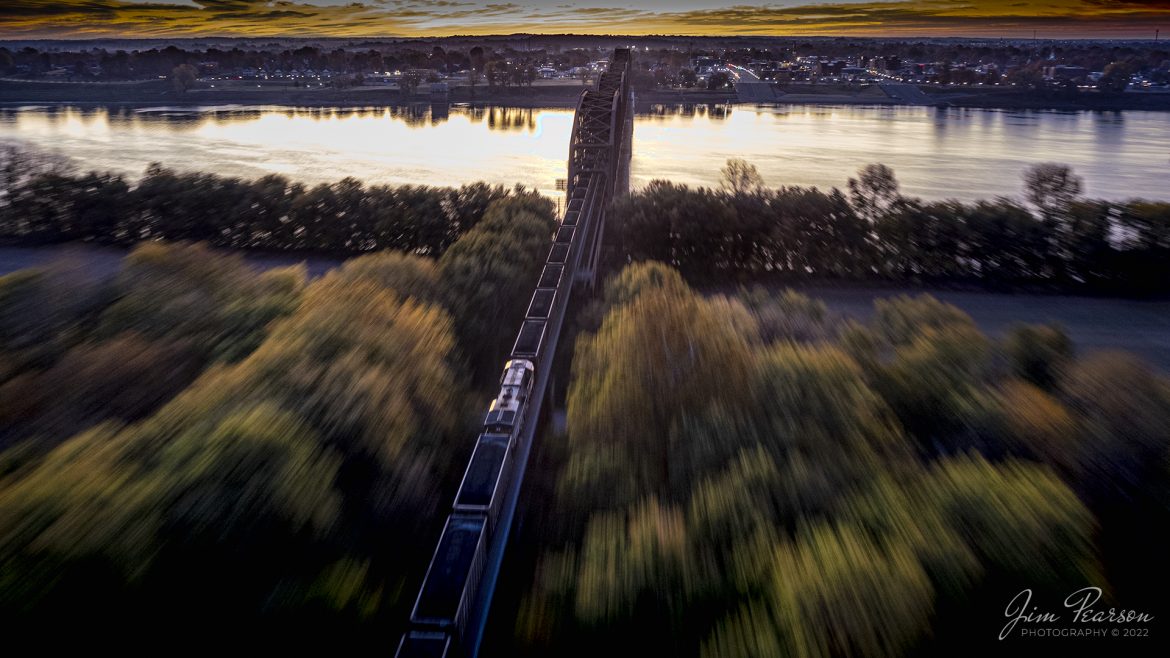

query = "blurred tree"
(957, 380), (1079, 465)
(719, 158), (765, 195)
(848, 163), (901, 222)
(97, 242), (304, 363)
(704, 523), (934, 658)
(564, 280), (756, 509)
(438, 193), (556, 378)
(754, 342), (905, 463)
(707, 71), (731, 89)
(877, 323), (992, 443)
(601, 260), (688, 311)
(400, 69), (422, 95)
(1003, 323), (1073, 390)
(871, 294), (975, 346)
(738, 287), (832, 344)
(574, 499), (691, 627)
(0, 264), (113, 377)
(170, 63), (198, 93)
(0, 332), (204, 452)
(1023, 163), (1083, 215)
(1098, 61), (1133, 94)
(1062, 351), (1170, 502)
(0, 243), (471, 625)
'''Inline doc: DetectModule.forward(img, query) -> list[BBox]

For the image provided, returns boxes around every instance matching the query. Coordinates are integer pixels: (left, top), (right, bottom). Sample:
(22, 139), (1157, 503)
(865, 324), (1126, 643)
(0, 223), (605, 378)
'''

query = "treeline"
(610, 161), (1170, 293)
(0, 41), (604, 80)
(0, 146), (532, 256)
(0, 192), (555, 638)
(513, 262), (1170, 657)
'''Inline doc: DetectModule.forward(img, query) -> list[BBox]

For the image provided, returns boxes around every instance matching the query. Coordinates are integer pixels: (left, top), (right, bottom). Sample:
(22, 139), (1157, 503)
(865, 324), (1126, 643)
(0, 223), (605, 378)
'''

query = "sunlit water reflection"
(2, 103), (1168, 201)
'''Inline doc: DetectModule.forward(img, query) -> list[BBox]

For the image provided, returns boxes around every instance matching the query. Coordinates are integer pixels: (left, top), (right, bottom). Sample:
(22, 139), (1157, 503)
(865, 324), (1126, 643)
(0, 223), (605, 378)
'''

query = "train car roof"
(411, 515), (486, 624)
(395, 631), (450, 658)
(454, 434), (510, 509)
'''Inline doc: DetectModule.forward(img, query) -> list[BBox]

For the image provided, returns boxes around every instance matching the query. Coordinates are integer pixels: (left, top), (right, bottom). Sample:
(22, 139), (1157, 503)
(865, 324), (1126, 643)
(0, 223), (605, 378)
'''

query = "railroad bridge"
(396, 48), (634, 658)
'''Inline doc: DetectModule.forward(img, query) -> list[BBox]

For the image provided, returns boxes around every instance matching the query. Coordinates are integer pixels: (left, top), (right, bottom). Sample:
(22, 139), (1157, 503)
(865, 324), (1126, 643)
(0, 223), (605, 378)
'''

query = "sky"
(1, 0), (1168, 39)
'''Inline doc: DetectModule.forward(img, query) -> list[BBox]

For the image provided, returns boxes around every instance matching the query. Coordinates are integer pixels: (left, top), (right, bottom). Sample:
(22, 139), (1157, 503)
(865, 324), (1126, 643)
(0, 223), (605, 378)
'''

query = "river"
(2, 103), (1168, 202)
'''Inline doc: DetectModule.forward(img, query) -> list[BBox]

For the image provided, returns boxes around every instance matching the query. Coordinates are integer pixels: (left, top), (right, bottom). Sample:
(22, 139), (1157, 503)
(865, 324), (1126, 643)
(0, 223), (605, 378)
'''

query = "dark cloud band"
(1, 0), (1166, 38)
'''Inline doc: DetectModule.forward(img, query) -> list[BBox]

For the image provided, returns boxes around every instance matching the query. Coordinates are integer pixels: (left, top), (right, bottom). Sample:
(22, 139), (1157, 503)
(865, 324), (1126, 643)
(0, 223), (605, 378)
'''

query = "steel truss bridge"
(396, 49), (633, 658)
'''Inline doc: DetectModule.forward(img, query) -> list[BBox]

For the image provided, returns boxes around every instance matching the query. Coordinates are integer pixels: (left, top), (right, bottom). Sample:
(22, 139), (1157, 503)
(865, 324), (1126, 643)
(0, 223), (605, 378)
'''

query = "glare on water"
(3, 103), (1168, 202)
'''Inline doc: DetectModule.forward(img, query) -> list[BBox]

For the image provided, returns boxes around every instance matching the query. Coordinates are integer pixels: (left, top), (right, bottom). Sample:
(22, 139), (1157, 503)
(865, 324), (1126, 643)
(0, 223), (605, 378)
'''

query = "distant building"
(1045, 65), (1090, 81)
(816, 60), (847, 76)
(691, 56), (717, 74)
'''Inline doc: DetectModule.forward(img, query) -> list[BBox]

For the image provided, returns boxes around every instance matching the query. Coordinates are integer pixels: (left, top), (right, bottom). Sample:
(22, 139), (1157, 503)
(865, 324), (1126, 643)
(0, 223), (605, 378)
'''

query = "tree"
(1006, 66), (1044, 90)
(573, 498), (691, 626)
(1062, 351), (1170, 502)
(719, 158), (765, 195)
(0, 331), (205, 451)
(957, 380), (1079, 465)
(910, 456), (1100, 588)
(1098, 62), (1132, 95)
(400, 69), (422, 95)
(485, 61), (501, 88)
(1023, 162), (1082, 215)
(170, 63), (198, 93)
(849, 163), (901, 221)
(704, 523), (934, 658)
(876, 322), (992, 442)
(467, 68), (481, 97)
(755, 343), (904, 462)
(601, 260), (688, 312)
(95, 242), (303, 363)
(1003, 323), (1073, 390)
(438, 193), (556, 378)
(739, 287), (832, 344)
(708, 71), (731, 90)
(469, 46), (485, 73)
(564, 276), (756, 509)
(871, 294), (975, 346)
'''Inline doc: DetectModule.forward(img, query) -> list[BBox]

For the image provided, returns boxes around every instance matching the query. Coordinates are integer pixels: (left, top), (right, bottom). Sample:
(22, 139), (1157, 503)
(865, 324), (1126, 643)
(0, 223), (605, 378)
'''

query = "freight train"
(396, 148), (592, 658)
(396, 358), (535, 657)
(396, 48), (631, 658)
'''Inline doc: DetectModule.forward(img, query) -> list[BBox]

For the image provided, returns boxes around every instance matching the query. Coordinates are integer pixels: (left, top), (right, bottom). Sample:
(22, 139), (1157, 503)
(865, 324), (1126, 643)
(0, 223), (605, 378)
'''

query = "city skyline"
(2, 0), (1168, 40)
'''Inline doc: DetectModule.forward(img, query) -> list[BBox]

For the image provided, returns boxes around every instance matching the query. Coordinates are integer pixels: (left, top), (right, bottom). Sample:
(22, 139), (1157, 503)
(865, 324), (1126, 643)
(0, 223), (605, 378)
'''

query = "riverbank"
(7, 78), (1170, 112)
(0, 78), (587, 109)
(0, 243), (343, 279)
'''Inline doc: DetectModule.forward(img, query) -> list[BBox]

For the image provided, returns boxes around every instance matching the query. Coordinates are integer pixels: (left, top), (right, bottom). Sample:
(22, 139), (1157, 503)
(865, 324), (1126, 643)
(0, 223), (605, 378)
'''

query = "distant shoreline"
(5, 78), (1170, 112)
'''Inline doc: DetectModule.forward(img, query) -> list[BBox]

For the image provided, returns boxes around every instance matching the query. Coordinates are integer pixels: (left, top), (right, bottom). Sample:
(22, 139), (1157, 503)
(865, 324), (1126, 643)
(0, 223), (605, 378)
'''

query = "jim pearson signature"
(1000, 587), (1155, 640)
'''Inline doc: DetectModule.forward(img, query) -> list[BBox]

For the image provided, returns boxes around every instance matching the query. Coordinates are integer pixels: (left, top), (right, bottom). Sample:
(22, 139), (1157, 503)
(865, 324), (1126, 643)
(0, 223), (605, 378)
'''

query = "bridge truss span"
(396, 49), (632, 658)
